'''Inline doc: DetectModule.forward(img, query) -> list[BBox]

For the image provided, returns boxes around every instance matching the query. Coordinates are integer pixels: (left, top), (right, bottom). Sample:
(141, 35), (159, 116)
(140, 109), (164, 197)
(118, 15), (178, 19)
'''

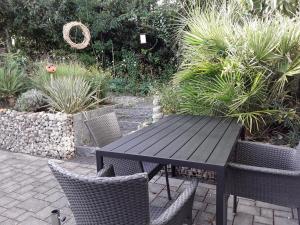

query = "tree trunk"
(5, 29), (11, 52)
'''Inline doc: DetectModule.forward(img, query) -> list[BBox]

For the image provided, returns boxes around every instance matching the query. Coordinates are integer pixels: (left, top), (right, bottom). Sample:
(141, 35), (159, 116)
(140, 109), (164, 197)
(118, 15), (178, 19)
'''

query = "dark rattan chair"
(84, 111), (171, 200)
(48, 160), (198, 225)
(226, 141), (300, 224)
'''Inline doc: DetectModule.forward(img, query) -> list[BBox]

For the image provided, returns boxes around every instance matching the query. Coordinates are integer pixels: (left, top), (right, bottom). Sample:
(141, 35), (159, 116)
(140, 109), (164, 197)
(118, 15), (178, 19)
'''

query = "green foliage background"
(0, 0), (181, 94)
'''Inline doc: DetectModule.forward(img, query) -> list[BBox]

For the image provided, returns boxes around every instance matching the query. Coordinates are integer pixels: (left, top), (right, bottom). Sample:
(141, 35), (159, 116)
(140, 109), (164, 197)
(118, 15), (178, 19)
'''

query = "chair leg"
(297, 208), (300, 225)
(186, 210), (193, 225)
(164, 165), (172, 200)
(233, 195), (237, 214)
(171, 165), (176, 177)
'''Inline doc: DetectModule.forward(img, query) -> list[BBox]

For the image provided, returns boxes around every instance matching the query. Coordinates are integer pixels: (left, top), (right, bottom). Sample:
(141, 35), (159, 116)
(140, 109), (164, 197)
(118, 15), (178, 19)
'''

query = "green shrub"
(156, 84), (181, 114)
(43, 76), (100, 114)
(171, 1), (300, 145)
(15, 89), (47, 112)
(85, 67), (111, 99)
(109, 77), (154, 96)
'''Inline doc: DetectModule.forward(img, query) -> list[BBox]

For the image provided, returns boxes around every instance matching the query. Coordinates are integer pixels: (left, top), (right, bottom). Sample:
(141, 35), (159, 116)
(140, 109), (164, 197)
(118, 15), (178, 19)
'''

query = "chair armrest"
(151, 180), (198, 225)
(228, 163), (300, 176)
(235, 141), (298, 170)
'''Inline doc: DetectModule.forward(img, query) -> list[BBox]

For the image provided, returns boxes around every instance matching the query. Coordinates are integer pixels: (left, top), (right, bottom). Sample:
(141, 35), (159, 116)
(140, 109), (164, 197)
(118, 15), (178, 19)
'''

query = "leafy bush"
(86, 67), (111, 99)
(109, 77), (154, 96)
(43, 76), (100, 114)
(0, 54), (26, 100)
(171, 1), (300, 145)
(15, 89), (47, 112)
(156, 84), (181, 114)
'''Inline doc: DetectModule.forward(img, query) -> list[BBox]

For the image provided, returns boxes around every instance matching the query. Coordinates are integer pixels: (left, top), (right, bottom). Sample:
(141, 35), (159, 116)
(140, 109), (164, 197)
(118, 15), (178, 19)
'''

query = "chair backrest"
(84, 112), (122, 147)
(294, 147), (300, 170)
(84, 112), (144, 176)
(236, 141), (300, 170)
(48, 160), (150, 225)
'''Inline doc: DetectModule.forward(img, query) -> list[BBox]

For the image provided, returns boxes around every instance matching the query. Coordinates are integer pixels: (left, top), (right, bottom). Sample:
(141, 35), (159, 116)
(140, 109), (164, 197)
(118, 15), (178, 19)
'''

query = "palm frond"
(229, 109), (277, 132)
(245, 19), (282, 62)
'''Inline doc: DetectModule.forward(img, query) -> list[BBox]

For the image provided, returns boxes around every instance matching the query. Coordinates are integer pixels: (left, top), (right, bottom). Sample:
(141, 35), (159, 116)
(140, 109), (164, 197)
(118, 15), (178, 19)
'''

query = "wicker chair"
(84, 111), (171, 200)
(48, 160), (198, 225)
(226, 141), (300, 224)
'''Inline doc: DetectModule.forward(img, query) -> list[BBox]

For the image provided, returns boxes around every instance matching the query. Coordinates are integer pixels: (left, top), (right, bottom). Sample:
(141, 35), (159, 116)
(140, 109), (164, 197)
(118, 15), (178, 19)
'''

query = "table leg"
(241, 126), (246, 140)
(96, 151), (104, 172)
(216, 169), (228, 225)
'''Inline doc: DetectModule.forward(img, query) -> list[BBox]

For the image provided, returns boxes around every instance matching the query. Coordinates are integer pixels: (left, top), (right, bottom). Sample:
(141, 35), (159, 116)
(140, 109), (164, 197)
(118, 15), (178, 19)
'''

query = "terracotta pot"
(46, 64), (56, 73)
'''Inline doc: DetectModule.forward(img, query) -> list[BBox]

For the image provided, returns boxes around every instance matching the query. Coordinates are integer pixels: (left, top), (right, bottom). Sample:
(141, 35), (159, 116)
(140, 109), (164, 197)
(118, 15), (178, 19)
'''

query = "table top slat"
(171, 117), (222, 161)
(95, 115), (243, 171)
(188, 118), (233, 163)
(138, 116), (203, 156)
(207, 120), (242, 166)
(123, 116), (195, 154)
(100, 115), (181, 152)
(156, 116), (211, 158)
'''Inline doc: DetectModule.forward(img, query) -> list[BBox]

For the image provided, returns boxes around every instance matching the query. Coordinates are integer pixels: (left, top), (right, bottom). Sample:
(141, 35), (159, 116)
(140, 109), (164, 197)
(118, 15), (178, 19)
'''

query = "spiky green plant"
(32, 62), (110, 97)
(43, 76), (102, 114)
(170, 0), (300, 139)
(32, 62), (90, 91)
(0, 55), (26, 99)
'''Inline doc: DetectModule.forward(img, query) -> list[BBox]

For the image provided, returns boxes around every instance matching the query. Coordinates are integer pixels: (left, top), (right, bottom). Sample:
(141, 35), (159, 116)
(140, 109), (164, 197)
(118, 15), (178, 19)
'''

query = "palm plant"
(169, 0), (300, 141)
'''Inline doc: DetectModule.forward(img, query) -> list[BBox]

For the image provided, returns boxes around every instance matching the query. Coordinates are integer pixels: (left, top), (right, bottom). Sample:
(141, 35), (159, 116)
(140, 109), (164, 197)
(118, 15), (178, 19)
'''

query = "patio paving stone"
(0, 149), (298, 225)
(261, 208), (273, 218)
(17, 198), (49, 212)
(254, 215), (273, 225)
(274, 216), (298, 225)
(237, 205), (260, 216)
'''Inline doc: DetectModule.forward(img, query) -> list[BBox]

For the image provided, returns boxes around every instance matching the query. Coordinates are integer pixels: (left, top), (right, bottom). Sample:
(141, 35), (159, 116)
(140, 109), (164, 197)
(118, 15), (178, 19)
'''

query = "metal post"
(50, 210), (61, 225)
(50, 209), (66, 225)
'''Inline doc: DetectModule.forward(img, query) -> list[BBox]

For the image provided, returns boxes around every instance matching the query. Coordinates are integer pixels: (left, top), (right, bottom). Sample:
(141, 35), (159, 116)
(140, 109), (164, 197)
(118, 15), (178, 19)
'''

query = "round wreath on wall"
(63, 21), (91, 50)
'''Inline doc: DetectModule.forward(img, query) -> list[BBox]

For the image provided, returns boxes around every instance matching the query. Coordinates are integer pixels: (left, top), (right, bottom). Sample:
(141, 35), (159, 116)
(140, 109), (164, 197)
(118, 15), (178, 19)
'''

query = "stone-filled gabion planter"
(0, 109), (74, 159)
(0, 105), (118, 159)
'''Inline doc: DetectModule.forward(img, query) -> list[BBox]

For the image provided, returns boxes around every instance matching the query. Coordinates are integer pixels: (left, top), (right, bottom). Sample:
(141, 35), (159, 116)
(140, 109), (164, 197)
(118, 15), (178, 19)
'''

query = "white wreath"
(63, 21), (91, 50)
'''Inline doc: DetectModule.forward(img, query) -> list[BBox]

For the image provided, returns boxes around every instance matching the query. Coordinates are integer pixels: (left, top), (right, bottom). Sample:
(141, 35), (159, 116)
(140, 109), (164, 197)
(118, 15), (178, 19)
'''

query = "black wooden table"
(94, 115), (243, 225)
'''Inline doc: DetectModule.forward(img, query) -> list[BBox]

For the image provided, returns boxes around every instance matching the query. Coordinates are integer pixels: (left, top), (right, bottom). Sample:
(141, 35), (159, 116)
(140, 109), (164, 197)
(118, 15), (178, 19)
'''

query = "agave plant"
(32, 62), (111, 100)
(43, 76), (102, 114)
(169, 0), (300, 138)
(32, 62), (90, 91)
